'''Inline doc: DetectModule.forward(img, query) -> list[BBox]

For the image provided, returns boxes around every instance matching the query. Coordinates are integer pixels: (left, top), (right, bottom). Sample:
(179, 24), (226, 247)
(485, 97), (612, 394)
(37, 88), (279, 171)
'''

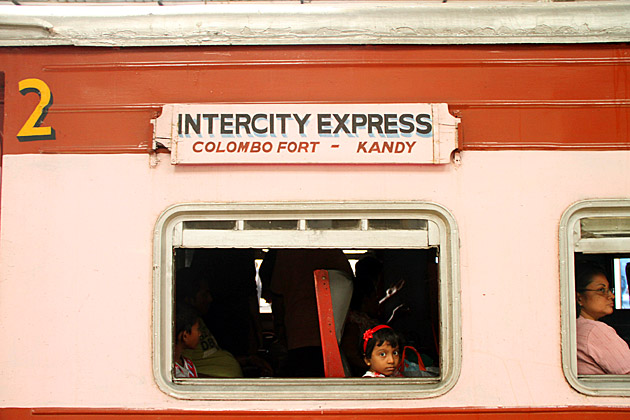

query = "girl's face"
(365, 341), (400, 376)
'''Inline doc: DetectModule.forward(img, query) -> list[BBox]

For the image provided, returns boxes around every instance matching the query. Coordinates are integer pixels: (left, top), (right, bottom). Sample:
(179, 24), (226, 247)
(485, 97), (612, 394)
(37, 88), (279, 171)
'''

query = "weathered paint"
(2, 45), (629, 155)
(1, 2), (630, 46)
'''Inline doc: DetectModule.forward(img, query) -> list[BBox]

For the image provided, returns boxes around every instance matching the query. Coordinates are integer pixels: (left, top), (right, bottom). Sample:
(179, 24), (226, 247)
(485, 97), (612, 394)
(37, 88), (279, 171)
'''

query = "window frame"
(153, 201), (461, 400)
(560, 199), (630, 396)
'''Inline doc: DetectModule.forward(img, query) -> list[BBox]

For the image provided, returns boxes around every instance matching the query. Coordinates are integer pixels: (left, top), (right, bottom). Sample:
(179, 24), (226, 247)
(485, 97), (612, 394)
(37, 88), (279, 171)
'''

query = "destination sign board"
(153, 103), (459, 164)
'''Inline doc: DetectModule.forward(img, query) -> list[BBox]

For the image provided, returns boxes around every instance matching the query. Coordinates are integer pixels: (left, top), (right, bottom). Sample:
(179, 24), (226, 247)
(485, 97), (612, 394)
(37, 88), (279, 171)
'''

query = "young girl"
(362, 325), (402, 377)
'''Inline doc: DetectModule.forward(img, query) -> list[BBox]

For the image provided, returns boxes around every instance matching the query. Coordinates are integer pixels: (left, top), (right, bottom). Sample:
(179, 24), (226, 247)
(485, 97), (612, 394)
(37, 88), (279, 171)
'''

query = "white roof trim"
(1, 1), (630, 46)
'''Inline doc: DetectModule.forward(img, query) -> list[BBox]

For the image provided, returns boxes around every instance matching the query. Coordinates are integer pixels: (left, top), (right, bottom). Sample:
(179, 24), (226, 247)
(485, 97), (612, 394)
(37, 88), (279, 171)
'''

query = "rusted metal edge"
(0, 1), (630, 47)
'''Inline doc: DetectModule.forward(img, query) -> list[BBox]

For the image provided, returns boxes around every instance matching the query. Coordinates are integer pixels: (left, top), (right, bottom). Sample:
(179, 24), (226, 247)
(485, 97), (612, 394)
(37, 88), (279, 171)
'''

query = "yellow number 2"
(17, 78), (56, 142)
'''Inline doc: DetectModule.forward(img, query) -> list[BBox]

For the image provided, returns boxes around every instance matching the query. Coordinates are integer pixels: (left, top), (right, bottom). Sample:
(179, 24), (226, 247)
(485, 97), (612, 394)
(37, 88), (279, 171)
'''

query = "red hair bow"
(362, 324), (391, 353)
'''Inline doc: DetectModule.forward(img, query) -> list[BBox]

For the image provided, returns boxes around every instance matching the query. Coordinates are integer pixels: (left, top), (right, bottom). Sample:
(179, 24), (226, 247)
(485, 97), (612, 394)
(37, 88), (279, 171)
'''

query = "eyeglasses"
(579, 287), (615, 296)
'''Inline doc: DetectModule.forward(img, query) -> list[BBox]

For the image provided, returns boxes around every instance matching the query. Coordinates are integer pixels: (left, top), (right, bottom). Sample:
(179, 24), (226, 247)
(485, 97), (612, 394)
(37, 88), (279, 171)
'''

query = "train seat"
(313, 269), (353, 378)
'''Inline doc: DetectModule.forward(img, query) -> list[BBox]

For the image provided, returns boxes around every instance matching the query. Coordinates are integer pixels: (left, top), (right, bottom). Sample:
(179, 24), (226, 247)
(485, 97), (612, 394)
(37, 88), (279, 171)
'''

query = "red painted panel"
(1, 44), (629, 154)
(2, 407), (630, 420)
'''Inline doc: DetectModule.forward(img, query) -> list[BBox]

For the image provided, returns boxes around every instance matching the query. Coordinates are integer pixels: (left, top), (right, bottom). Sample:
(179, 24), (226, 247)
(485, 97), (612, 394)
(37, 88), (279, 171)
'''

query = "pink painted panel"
(0, 151), (628, 410)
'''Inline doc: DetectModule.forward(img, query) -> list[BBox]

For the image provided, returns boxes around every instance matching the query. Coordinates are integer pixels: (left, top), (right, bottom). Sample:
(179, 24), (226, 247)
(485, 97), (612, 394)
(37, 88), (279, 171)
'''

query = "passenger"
(576, 263), (630, 374)
(176, 268), (244, 378)
(362, 325), (402, 377)
(191, 249), (261, 358)
(270, 249), (353, 377)
(174, 304), (201, 378)
(341, 255), (382, 376)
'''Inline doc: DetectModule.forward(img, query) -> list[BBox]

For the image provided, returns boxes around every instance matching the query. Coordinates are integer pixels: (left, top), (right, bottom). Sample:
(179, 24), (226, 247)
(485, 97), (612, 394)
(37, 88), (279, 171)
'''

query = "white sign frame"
(153, 103), (459, 165)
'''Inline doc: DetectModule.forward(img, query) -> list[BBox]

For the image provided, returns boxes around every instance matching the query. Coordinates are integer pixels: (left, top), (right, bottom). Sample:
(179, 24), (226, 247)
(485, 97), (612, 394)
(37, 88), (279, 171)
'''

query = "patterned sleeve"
(587, 323), (630, 374)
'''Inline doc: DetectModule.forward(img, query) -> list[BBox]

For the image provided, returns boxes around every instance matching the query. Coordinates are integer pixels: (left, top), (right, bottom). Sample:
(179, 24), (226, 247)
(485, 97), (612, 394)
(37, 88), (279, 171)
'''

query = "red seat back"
(313, 269), (346, 378)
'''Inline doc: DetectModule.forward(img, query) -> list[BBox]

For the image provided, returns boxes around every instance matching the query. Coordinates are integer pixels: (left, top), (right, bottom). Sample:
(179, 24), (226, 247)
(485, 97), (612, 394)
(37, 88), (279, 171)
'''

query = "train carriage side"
(1, 3), (630, 419)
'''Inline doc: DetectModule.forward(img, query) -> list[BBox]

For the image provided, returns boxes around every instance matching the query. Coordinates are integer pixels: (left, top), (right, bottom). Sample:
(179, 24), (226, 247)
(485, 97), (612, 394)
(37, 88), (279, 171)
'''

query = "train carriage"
(1, 1), (630, 419)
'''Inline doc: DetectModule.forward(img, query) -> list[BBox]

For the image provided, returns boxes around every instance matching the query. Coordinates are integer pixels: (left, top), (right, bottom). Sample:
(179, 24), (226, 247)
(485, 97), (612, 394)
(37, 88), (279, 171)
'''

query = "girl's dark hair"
(363, 326), (402, 358)
(575, 262), (608, 318)
(175, 303), (200, 338)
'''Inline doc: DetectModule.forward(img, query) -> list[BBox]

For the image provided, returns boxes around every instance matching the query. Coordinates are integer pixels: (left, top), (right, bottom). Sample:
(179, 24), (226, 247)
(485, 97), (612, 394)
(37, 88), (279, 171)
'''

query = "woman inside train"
(575, 262), (630, 374)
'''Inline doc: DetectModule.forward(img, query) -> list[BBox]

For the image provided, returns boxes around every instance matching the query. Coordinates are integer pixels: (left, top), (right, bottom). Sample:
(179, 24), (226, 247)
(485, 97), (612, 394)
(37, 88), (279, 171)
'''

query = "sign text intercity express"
(178, 112), (432, 136)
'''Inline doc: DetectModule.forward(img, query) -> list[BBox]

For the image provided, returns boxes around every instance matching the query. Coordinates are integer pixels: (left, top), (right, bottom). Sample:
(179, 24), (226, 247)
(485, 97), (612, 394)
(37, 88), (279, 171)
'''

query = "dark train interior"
(173, 247), (440, 378)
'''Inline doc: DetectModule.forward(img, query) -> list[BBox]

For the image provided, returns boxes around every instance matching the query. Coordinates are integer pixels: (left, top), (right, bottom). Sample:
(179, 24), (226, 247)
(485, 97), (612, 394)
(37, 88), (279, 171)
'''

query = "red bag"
(394, 346), (426, 377)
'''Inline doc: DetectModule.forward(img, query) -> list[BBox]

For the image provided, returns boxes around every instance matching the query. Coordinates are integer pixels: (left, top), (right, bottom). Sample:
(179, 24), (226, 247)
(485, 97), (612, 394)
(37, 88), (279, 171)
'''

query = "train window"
(153, 202), (461, 400)
(560, 199), (630, 396)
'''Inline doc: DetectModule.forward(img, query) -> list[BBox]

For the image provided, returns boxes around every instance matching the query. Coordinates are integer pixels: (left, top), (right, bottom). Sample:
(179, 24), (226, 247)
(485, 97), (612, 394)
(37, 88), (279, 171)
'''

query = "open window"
(153, 202), (460, 400)
(560, 199), (630, 396)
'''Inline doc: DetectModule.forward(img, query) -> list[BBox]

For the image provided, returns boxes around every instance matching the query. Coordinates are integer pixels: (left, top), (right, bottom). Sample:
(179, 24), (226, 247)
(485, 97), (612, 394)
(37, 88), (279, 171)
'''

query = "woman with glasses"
(575, 263), (630, 374)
